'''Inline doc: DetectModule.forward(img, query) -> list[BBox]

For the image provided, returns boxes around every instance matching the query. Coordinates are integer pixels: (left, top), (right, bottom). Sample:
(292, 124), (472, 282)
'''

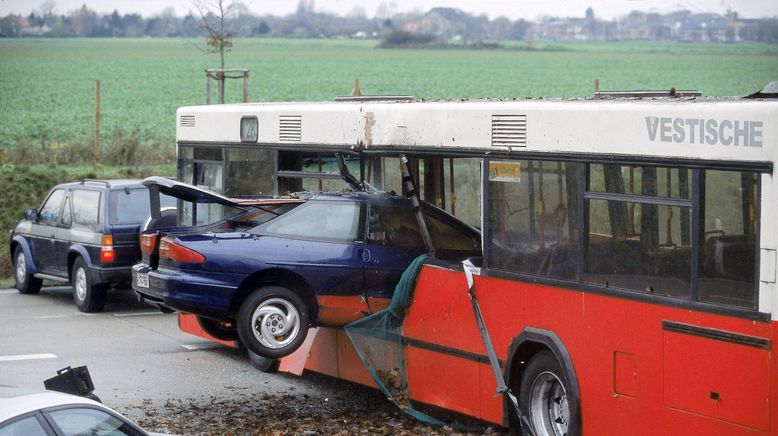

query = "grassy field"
(0, 38), (776, 279)
(1, 38), (777, 157)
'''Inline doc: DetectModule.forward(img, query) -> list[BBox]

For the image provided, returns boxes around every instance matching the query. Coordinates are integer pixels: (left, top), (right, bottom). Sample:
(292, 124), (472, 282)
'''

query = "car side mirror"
(24, 208), (38, 221)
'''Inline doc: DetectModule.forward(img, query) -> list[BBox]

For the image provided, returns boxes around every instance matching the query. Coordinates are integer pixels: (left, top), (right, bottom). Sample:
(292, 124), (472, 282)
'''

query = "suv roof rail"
(81, 179), (110, 187)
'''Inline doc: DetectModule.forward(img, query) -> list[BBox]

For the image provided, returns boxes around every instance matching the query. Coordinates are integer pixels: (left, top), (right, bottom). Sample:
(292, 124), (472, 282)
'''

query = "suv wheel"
(72, 257), (106, 313)
(237, 286), (309, 359)
(13, 247), (42, 295)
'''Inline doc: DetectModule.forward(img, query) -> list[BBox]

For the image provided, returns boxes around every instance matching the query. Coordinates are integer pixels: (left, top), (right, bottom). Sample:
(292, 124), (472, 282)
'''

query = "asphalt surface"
(0, 286), (369, 422)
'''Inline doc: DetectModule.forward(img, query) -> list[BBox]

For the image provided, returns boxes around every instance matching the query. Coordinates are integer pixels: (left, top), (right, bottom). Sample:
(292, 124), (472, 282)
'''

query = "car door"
(258, 199), (369, 325)
(51, 194), (73, 275)
(30, 188), (65, 274)
(362, 204), (427, 311)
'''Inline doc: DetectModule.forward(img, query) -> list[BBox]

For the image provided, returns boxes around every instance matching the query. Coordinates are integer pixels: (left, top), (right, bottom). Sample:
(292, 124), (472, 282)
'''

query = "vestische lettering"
(645, 116), (763, 147)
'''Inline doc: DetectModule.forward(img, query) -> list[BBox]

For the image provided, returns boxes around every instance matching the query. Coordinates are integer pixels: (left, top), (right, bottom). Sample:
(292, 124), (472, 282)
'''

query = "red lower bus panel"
(405, 346), (480, 418)
(401, 264), (775, 434)
(663, 329), (770, 430)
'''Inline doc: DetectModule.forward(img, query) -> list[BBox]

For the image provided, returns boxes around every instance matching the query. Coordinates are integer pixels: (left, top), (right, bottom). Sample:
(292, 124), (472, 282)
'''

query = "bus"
(175, 90), (777, 435)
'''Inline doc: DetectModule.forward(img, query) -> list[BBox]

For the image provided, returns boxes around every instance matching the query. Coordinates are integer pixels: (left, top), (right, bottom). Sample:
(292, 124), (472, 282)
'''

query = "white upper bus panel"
(176, 99), (777, 163)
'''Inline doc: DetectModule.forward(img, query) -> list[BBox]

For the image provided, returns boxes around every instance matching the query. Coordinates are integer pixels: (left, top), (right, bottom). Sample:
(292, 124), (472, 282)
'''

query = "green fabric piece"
(345, 254), (479, 431)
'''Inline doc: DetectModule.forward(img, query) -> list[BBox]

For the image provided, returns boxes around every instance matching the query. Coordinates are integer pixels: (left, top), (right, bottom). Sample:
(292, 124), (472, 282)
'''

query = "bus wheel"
(518, 351), (579, 436)
(237, 286), (309, 359)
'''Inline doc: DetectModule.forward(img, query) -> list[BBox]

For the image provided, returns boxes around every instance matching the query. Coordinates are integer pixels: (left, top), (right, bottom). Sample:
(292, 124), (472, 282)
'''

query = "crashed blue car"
(133, 181), (480, 359)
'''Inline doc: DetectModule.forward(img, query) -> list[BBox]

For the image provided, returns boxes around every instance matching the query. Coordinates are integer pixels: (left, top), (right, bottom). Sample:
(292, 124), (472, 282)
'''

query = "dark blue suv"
(10, 179), (175, 312)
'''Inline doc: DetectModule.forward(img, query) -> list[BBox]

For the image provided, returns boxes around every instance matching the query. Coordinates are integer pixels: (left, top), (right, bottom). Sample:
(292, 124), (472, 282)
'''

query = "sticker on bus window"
(489, 161), (521, 183)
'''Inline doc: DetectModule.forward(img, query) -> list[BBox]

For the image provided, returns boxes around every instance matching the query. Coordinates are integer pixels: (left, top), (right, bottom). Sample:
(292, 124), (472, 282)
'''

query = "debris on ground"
(124, 376), (502, 435)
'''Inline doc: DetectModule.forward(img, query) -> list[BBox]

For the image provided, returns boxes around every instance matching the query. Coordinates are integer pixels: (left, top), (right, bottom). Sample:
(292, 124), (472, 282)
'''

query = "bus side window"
(698, 170), (758, 309)
(585, 165), (693, 299)
(485, 160), (580, 280)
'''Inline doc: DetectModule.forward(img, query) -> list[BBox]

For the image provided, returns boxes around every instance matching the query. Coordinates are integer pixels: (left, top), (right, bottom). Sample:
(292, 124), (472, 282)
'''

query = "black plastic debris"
(44, 366), (100, 402)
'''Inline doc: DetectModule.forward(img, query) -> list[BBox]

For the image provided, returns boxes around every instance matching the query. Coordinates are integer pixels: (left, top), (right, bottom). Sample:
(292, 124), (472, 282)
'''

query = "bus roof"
(176, 97), (777, 166)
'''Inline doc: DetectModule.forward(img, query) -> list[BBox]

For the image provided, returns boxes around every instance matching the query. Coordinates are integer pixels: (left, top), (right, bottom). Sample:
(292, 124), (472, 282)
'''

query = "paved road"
(0, 286), (354, 421)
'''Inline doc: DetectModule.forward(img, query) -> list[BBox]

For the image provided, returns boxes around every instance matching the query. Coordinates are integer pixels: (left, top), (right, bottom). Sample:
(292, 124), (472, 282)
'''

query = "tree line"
(1, 2), (777, 42)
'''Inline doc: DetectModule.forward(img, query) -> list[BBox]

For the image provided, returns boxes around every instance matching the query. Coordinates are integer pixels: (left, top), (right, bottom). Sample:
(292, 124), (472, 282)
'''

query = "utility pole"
(94, 80), (100, 165)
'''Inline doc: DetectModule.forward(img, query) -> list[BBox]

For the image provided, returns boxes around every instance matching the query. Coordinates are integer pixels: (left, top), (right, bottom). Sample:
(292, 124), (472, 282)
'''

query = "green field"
(1, 38), (777, 160)
(0, 38), (776, 279)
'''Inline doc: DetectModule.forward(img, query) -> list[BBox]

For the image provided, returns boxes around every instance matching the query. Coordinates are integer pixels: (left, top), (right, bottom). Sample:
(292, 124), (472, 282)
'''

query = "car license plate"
(135, 272), (149, 288)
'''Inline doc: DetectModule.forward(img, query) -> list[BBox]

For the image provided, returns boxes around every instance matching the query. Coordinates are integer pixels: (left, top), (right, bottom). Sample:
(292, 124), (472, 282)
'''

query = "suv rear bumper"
(89, 264), (132, 287)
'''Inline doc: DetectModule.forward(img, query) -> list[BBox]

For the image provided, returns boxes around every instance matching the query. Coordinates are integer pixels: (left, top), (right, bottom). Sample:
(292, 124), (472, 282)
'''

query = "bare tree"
(193, 0), (238, 69)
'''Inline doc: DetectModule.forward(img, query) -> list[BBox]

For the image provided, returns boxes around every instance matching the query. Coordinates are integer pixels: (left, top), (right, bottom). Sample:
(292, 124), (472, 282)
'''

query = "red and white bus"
(175, 88), (777, 435)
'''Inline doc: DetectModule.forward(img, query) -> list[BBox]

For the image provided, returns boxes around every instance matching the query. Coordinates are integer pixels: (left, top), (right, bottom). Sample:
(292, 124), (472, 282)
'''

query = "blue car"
(133, 187), (480, 359)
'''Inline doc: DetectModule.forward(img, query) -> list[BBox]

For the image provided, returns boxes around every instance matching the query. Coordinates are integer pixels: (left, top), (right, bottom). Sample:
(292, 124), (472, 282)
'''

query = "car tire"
(196, 315), (239, 341)
(13, 246), (42, 295)
(71, 257), (107, 313)
(237, 286), (309, 359)
(247, 349), (280, 373)
(518, 351), (580, 436)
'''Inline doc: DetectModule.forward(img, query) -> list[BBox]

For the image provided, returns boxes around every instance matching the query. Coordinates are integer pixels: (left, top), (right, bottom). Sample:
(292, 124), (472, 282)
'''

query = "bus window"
(485, 160), (581, 280)
(699, 170), (758, 309)
(225, 148), (275, 196)
(586, 200), (692, 298)
(585, 164), (692, 299)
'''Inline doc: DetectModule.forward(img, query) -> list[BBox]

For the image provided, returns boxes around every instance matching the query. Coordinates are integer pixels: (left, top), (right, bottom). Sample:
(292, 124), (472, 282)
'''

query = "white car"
(0, 386), (167, 436)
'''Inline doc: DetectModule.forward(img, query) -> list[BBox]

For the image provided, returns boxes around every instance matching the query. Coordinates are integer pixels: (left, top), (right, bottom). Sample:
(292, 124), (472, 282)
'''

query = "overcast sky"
(1, 0), (776, 20)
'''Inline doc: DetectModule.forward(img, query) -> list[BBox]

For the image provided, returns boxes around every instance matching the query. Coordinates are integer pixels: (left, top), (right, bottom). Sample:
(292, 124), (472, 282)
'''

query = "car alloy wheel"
(74, 266), (88, 302)
(237, 286), (309, 359)
(13, 247), (41, 295)
(71, 257), (106, 313)
(251, 297), (301, 349)
(16, 252), (27, 283)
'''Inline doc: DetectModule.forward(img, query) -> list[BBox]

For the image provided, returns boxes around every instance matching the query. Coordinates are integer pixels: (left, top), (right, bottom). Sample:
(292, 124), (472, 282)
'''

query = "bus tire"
(518, 351), (580, 436)
(196, 315), (239, 341)
(237, 286), (309, 359)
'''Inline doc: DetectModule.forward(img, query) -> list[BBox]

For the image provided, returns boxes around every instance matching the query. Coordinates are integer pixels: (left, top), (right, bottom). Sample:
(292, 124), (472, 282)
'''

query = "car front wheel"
(72, 257), (106, 313)
(13, 247), (42, 295)
(237, 286), (309, 359)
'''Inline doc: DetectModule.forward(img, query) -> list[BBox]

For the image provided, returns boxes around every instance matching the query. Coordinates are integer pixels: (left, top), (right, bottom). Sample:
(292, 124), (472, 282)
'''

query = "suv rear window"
(73, 190), (101, 227)
(109, 188), (176, 225)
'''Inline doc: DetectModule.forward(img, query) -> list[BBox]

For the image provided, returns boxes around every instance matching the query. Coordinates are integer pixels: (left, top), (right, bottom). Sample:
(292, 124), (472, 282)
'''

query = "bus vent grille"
(180, 115), (195, 127)
(279, 115), (302, 142)
(491, 114), (526, 147)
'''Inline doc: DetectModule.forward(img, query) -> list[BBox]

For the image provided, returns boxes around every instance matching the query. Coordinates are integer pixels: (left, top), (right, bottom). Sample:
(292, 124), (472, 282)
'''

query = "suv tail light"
(159, 237), (206, 263)
(100, 234), (115, 263)
(140, 233), (157, 255)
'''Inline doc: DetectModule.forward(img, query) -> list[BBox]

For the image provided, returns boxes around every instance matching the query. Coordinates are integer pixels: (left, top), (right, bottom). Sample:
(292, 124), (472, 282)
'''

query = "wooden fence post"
(94, 80), (100, 165)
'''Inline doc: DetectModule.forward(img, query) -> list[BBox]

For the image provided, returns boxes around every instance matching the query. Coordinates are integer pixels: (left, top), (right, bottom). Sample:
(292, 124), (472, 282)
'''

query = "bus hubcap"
(529, 371), (569, 436)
